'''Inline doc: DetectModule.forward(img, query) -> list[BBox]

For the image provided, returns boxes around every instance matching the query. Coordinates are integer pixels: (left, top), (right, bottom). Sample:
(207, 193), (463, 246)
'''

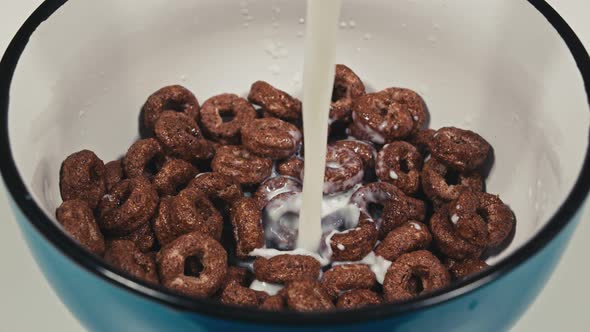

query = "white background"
(0, 1), (589, 331)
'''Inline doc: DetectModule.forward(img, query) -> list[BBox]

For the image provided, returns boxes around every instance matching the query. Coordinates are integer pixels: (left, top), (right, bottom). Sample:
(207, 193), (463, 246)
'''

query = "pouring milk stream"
(297, 0), (342, 252)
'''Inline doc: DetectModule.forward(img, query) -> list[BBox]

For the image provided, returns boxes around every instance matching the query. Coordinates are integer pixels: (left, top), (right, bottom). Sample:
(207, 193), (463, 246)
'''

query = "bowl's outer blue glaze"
(9, 197), (581, 332)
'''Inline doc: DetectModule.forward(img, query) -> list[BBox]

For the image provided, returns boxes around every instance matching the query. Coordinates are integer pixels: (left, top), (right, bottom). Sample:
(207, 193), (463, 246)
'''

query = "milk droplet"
(348, 20), (357, 28)
(78, 109), (86, 118)
(180, 74), (187, 82)
(451, 214), (460, 224)
(401, 23), (407, 28)
(339, 21), (348, 29)
(298, 18), (305, 24)
(243, 22), (250, 28)
(245, 15), (254, 22)
(356, 47), (362, 52)
(273, 6), (281, 14)
(241, 8), (249, 15)
(269, 64), (281, 75)
(433, 23), (441, 30)
(363, 33), (373, 40)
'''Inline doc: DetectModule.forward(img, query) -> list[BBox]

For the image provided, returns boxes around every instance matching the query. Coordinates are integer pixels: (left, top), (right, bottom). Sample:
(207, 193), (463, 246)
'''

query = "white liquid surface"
(297, 0), (342, 252)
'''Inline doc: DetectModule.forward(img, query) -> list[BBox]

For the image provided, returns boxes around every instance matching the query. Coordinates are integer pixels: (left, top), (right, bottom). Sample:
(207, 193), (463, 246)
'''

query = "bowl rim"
(1, 0), (590, 326)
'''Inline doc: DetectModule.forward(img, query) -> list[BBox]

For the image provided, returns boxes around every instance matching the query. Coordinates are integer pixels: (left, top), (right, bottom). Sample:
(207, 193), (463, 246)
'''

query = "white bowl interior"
(8, 0), (590, 264)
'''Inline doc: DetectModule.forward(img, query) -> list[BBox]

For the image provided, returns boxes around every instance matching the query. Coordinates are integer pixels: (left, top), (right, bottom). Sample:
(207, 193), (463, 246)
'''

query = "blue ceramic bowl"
(1, 0), (590, 331)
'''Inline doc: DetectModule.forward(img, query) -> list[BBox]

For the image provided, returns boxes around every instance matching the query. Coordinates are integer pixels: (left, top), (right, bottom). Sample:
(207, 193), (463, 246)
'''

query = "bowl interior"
(7, 0), (589, 267)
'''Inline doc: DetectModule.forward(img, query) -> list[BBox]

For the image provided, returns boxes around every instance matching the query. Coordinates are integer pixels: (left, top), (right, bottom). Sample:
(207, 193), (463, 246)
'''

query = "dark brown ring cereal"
(262, 192), (301, 250)
(104, 240), (159, 284)
(277, 156), (304, 180)
(320, 145), (364, 194)
(221, 282), (265, 307)
(330, 64), (366, 123)
(242, 118), (302, 160)
(59, 150), (106, 209)
(152, 158), (198, 196)
(186, 172), (243, 208)
(430, 205), (486, 260)
(349, 182), (408, 227)
(476, 192), (515, 247)
(429, 127), (491, 172)
(383, 250), (451, 302)
(220, 266), (251, 290)
(350, 90), (414, 144)
(154, 111), (215, 161)
(284, 280), (335, 312)
(445, 258), (489, 280)
(380, 192), (426, 238)
(260, 294), (287, 311)
(253, 254), (321, 284)
(321, 264), (376, 299)
(97, 177), (159, 236)
(248, 81), (302, 121)
(157, 232), (228, 298)
(407, 129), (436, 154)
(230, 198), (265, 258)
(200, 94), (257, 144)
(375, 222), (432, 261)
(123, 138), (165, 179)
(112, 222), (156, 253)
(56, 199), (106, 256)
(336, 289), (383, 309)
(421, 157), (483, 208)
(376, 141), (423, 195)
(142, 85), (200, 131)
(167, 187), (224, 242)
(329, 217), (378, 262)
(254, 176), (302, 209)
(211, 145), (273, 186)
(104, 160), (124, 191)
(384, 88), (428, 134)
(331, 139), (377, 171)
(447, 190), (490, 247)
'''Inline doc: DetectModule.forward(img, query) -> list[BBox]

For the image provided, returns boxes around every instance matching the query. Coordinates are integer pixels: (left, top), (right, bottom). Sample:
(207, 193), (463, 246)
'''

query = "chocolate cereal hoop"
(321, 264), (376, 299)
(211, 145), (273, 186)
(376, 141), (423, 195)
(104, 240), (159, 284)
(152, 158), (198, 196)
(330, 64), (366, 123)
(421, 157), (483, 209)
(336, 289), (383, 309)
(428, 127), (491, 172)
(157, 232), (228, 298)
(200, 93), (257, 145)
(142, 85), (200, 132)
(123, 138), (165, 179)
(96, 177), (159, 236)
(59, 149), (107, 209)
(383, 250), (451, 303)
(230, 198), (265, 259)
(248, 81), (302, 121)
(242, 118), (302, 160)
(154, 111), (215, 161)
(375, 221), (432, 261)
(350, 90), (415, 144)
(317, 145), (364, 194)
(253, 254), (321, 284)
(56, 199), (106, 256)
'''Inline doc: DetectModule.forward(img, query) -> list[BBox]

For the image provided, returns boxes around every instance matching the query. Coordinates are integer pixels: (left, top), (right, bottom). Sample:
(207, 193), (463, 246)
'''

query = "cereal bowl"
(1, 0), (589, 331)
